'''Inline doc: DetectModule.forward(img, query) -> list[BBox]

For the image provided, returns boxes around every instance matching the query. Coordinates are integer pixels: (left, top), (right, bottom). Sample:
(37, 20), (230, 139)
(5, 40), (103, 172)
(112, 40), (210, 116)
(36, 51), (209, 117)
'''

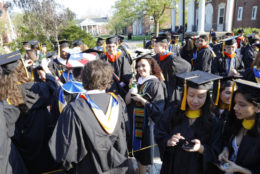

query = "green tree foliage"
(59, 25), (96, 48)
(233, 27), (260, 37)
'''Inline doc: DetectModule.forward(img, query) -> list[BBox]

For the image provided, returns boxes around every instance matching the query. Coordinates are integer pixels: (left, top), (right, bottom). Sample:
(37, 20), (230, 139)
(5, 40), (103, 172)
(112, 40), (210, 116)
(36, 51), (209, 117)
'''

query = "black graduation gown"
(128, 78), (165, 165)
(193, 47), (214, 73)
(145, 40), (152, 49)
(154, 54), (191, 107)
(154, 107), (221, 174)
(101, 51), (132, 97)
(118, 43), (132, 65)
(212, 44), (223, 59)
(242, 45), (257, 69)
(212, 54), (245, 76)
(48, 58), (67, 79)
(49, 93), (129, 174)
(242, 67), (257, 82)
(0, 100), (28, 174)
(180, 48), (193, 65)
(227, 134), (260, 174)
(13, 74), (60, 174)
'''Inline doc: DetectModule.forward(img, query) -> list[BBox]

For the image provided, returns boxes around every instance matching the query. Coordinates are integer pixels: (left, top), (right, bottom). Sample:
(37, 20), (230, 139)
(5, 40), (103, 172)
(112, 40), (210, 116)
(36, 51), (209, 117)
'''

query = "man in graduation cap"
(117, 34), (132, 64)
(145, 33), (155, 49)
(72, 38), (84, 52)
(193, 34), (215, 73)
(101, 36), (132, 98)
(242, 38), (260, 69)
(236, 29), (245, 49)
(154, 35), (191, 107)
(48, 40), (70, 82)
(94, 37), (105, 52)
(212, 36), (245, 77)
(169, 34), (180, 56)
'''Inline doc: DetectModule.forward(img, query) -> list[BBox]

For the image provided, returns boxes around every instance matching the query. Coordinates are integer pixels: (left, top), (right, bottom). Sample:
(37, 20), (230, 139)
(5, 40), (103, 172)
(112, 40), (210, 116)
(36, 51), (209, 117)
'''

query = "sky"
(56, 0), (117, 19)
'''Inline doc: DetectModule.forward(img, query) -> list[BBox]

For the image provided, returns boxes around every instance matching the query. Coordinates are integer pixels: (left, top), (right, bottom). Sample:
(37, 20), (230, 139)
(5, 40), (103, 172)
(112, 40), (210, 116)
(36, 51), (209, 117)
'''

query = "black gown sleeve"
(120, 54), (132, 86)
(49, 104), (88, 170)
(144, 80), (165, 123)
(195, 48), (213, 72)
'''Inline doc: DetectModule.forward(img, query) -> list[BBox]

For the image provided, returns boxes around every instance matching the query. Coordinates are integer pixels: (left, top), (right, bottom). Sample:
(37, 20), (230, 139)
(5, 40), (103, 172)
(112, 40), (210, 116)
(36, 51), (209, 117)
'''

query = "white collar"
(85, 89), (106, 94)
(137, 75), (157, 85)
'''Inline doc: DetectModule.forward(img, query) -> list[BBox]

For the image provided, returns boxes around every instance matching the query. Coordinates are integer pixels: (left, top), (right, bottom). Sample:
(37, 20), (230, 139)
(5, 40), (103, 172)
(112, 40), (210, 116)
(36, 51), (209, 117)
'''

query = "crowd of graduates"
(0, 28), (260, 174)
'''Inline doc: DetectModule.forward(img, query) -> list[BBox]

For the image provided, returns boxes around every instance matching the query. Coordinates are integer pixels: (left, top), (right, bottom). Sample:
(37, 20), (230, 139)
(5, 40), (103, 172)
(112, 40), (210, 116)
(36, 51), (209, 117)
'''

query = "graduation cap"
(22, 41), (30, 46)
(238, 29), (244, 34)
(172, 34), (179, 39)
(106, 36), (118, 44)
(46, 51), (56, 58)
(133, 49), (153, 60)
(41, 43), (47, 47)
(97, 37), (105, 43)
(176, 71), (222, 111)
(0, 51), (22, 75)
(82, 48), (103, 54)
(117, 35), (125, 41)
(155, 35), (168, 44)
(220, 36), (239, 56)
(235, 79), (260, 105)
(72, 39), (83, 47)
(253, 42), (260, 49)
(28, 40), (39, 46)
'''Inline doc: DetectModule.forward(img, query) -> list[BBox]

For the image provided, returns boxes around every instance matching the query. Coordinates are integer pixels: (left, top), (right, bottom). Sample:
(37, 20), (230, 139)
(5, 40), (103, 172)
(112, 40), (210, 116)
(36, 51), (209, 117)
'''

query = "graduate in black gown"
(212, 37), (245, 77)
(49, 60), (129, 174)
(0, 52), (29, 174)
(243, 50), (260, 83)
(0, 51), (60, 173)
(218, 79), (260, 174)
(125, 54), (165, 174)
(154, 35), (191, 107)
(48, 41), (70, 82)
(180, 36), (194, 65)
(101, 36), (132, 98)
(241, 38), (259, 69)
(154, 71), (222, 174)
(117, 35), (133, 65)
(193, 35), (214, 73)
(169, 34), (181, 56)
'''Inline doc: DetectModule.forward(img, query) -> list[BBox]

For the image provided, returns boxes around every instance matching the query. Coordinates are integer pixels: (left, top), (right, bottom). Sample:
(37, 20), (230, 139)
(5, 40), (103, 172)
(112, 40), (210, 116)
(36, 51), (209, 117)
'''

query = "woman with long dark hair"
(125, 54), (165, 174)
(155, 71), (222, 174)
(218, 79), (260, 174)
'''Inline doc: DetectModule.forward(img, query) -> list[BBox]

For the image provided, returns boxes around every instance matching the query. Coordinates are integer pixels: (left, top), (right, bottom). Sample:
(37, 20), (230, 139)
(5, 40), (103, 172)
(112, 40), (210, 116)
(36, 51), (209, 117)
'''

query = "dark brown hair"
(253, 52), (260, 67)
(135, 57), (163, 81)
(0, 60), (34, 106)
(82, 60), (114, 90)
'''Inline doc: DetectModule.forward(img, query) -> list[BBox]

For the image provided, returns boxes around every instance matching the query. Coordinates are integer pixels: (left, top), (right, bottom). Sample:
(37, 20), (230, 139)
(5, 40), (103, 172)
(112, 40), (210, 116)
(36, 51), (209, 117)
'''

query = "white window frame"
(252, 6), (258, 20)
(237, 7), (243, 21)
(218, 7), (225, 25)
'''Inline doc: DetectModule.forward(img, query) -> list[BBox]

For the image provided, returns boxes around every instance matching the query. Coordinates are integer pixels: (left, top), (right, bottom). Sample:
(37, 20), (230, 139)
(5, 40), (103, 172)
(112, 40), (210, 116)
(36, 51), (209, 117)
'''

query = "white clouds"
(56, 0), (117, 18)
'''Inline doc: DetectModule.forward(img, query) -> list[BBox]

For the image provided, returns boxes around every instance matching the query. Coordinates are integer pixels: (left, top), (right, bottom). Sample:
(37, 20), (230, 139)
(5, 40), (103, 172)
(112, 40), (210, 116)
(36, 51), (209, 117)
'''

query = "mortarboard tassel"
(222, 42), (225, 57)
(214, 80), (221, 106)
(180, 79), (187, 111)
(31, 64), (35, 80)
(228, 81), (236, 111)
(103, 42), (107, 55)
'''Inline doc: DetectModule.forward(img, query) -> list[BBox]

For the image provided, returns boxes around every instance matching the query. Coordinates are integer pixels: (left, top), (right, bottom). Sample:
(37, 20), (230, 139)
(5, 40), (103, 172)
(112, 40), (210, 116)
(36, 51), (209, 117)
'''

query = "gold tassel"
(215, 80), (221, 106)
(21, 58), (29, 78)
(180, 80), (187, 111)
(31, 64), (35, 80)
(222, 42), (225, 57)
(103, 42), (107, 55)
(228, 81), (236, 111)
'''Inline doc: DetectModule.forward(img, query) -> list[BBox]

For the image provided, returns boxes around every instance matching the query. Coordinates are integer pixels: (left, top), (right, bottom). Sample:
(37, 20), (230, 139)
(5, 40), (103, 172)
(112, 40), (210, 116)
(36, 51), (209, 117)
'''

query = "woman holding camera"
(125, 54), (165, 174)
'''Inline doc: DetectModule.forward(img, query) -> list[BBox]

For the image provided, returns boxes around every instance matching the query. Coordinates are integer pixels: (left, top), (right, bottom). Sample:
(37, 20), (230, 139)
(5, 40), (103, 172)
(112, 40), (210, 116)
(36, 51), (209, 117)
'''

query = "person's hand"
(24, 59), (33, 68)
(37, 69), (46, 82)
(131, 94), (147, 106)
(218, 147), (229, 161)
(184, 139), (204, 154)
(167, 133), (185, 147)
(219, 159), (240, 173)
(229, 68), (240, 76)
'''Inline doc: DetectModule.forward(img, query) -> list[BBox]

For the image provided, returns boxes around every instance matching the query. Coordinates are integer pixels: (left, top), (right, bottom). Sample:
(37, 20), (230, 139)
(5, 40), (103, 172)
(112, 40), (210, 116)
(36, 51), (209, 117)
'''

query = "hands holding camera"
(167, 133), (204, 154)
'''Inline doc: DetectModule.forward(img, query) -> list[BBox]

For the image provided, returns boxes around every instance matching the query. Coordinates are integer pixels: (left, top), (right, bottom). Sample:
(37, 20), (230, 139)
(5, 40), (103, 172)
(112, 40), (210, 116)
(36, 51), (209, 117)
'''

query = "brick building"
(172, 0), (259, 33)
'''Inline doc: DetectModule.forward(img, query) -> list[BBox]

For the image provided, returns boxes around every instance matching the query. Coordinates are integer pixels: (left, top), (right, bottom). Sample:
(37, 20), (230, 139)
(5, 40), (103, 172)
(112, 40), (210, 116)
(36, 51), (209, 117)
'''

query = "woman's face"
(220, 87), (233, 105)
(187, 87), (208, 111)
(137, 59), (151, 79)
(233, 93), (259, 120)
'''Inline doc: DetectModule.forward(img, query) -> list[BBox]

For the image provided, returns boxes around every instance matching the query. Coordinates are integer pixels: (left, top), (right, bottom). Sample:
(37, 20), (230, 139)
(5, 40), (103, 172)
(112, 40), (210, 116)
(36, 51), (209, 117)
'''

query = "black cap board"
(222, 36), (238, 45)
(106, 36), (118, 44)
(235, 79), (260, 104)
(72, 39), (83, 47)
(0, 51), (22, 74)
(177, 70), (223, 90)
(133, 49), (153, 60)
(117, 35), (125, 41)
(28, 40), (39, 46)
(253, 42), (260, 49)
(155, 36), (168, 44)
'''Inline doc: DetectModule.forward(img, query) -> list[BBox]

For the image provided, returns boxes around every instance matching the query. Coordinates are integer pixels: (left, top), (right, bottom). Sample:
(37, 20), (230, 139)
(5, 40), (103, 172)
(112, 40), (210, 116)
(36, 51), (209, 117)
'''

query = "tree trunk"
(154, 19), (160, 37)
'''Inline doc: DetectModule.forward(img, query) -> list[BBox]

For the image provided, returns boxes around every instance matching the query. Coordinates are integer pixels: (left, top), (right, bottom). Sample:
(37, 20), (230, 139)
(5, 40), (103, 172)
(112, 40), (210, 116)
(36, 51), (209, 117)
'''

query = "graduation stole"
(224, 52), (236, 59)
(62, 70), (74, 82)
(200, 45), (208, 49)
(185, 110), (201, 119)
(105, 51), (121, 63)
(242, 119), (255, 130)
(253, 66), (260, 84)
(219, 102), (229, 110)
(80, 93), (119, 134)
(159, 52), (172, 61)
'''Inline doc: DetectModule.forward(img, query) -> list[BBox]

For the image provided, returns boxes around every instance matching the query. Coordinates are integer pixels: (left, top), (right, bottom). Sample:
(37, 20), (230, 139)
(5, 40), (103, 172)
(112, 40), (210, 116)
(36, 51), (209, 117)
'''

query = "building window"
(252, 6), (257, 20)
(218, 8), (225, 24)
(237, 7), (243, 21)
